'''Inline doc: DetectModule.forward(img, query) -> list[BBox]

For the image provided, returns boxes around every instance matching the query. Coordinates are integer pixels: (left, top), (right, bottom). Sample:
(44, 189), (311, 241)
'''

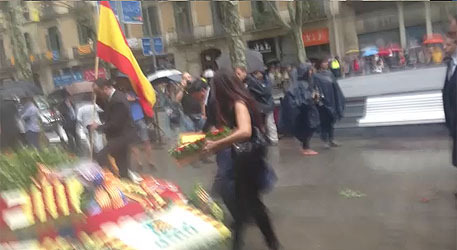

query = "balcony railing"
(72, 44), (94, 60)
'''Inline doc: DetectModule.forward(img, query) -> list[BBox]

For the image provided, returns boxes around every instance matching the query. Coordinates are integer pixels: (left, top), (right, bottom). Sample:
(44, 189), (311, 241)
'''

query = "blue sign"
(152, 37), (164, 55)
(53, 72), (83, 87)
(142, 38), (152, 56)
(121, 1), (143, 24)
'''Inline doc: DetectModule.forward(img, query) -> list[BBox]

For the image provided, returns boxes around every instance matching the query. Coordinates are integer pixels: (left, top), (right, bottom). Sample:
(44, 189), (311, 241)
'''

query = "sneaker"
(323, 142), (331, 149)
(330, 141), (341, 147)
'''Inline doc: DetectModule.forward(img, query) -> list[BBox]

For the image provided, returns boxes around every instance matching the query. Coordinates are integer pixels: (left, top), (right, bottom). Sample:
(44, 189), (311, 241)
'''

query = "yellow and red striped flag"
(96, 1), (155, 117)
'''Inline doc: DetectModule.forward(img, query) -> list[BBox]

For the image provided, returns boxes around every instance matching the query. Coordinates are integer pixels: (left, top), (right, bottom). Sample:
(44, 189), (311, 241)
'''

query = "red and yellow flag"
(96, 1), (155, 117)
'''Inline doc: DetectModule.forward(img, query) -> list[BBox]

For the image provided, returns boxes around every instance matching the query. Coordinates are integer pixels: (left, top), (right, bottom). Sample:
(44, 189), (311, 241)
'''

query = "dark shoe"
(148, 162), (157, 171)
(330, 140), (341, 147)
(268, 240), (281, 250)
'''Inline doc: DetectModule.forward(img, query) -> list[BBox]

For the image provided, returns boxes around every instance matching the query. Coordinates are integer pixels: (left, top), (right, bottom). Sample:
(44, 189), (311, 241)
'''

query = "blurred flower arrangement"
(0, 147), (76, 191)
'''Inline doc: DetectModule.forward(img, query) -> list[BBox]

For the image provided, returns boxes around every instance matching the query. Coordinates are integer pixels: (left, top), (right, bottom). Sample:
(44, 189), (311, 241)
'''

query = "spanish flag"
(96, 1), (155, 117)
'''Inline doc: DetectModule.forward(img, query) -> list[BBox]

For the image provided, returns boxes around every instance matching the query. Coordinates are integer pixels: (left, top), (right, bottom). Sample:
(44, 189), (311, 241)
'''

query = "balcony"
(72, 44), (95, 60)
(31, 50), (69, 65)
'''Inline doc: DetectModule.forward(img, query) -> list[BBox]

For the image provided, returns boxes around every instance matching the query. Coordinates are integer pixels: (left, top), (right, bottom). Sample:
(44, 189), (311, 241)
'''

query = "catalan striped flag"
(96, 1), (155, 117)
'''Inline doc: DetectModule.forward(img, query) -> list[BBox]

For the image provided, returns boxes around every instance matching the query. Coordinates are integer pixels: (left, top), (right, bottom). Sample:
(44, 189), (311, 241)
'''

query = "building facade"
(0, 1), (455, 93)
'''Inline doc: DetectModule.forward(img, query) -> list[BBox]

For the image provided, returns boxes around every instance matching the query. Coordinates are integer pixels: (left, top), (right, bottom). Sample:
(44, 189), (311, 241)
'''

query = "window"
(24, 33), (33, 54)
(255, 1), (266, 13)
(251, 1), (276, 29)
(211, 1), (224, 36)
(143, 5), (161, 36)
(173, 2), (193, 41)
(47, 26), (61, 53)
(77, 24), (93, 45)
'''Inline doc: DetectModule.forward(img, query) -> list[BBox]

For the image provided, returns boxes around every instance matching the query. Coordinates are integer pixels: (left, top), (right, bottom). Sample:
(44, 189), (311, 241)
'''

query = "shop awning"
(423, 34), (444, 44)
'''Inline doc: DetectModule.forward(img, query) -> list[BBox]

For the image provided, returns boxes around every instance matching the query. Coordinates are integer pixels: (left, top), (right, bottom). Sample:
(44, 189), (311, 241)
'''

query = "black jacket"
(99, 90), (136, 140)
(442, 59), (457, 166)
(313, 70), (346, 120)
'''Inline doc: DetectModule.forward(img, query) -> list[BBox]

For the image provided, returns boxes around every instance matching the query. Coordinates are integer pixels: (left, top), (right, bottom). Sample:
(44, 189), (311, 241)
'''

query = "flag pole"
(90, 2), (101, 160)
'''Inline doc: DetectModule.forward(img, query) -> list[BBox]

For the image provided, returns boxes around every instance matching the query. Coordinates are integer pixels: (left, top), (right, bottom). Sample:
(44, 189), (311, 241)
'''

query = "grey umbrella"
(0, 80), (43, 100)
(216, 49), (265, 73)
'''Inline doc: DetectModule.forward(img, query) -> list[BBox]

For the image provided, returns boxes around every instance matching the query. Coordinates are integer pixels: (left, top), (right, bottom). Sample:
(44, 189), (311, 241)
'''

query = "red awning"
(423, 34), (444, 44)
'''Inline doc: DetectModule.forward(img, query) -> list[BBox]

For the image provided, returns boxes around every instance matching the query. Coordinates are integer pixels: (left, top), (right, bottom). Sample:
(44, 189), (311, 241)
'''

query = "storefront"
(52, 67), (108, 87)
(302, 28), (331, 60)
(358, 29), (400, 49)
(247, 38), (279, 65)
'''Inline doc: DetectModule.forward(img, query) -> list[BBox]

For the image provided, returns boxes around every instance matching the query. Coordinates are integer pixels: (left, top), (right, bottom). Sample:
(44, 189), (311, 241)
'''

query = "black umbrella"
(0, 80), (42, 100)
(216, 49), (265, 73)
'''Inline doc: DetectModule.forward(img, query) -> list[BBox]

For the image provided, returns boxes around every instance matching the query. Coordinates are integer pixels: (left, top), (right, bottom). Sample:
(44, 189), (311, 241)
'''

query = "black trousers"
(96, 136), (131, 178)
(232, 155), (278, 250)
(318, 107), (335, 142)
(301, 129), (315, 150)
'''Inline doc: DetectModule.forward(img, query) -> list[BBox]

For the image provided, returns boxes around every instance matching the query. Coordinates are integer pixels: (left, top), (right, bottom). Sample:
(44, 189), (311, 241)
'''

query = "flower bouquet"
(169, 127), (232, 166)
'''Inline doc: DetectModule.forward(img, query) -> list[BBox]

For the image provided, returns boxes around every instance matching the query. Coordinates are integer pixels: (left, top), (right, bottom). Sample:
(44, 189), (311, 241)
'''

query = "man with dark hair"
(181, 79), (208, 131)
(91, 79), (136, 178)
(442, 33), (457, 166)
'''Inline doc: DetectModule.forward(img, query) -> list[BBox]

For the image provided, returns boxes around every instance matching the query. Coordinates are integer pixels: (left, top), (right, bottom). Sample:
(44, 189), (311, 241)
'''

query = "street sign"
(142, 38), (153, 56)
(121, 1), (143, 24)
(152, 37), (164, 55)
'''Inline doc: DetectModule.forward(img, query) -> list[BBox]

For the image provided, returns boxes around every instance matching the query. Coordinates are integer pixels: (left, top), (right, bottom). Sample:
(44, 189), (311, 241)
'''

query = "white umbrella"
(147, 69), (182, 83)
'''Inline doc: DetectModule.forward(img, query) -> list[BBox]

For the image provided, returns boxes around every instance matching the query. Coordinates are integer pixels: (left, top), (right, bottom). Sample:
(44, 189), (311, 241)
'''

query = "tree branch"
(287, 1), (296, 25)
(264, 0), (291, 30)
(295, 1), (304, 27)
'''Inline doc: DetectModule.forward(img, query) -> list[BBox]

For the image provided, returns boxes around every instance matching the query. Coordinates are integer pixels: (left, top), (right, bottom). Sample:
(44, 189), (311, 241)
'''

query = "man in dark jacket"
(442, 33), (457, 166)
(92, 79), (136, 178)
(246, 71), (278, 144)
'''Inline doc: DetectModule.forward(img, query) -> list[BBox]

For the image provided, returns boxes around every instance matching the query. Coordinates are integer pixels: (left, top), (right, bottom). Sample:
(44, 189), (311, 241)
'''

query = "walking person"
(0, 98), (21, 151)
(313, 58), (346, 148)
(246, 70), (278, 145)
(20, 97), (41, 149)
(204, 70), (279, 250)
(115, 75), (156, 170)
(181, 79), (208, 132)
(57, 90), (77, 152)
(330, 56), (342, 78)
(442, 33), (457, 166)
(280, 64), (320, 155)
(91, 79), (137, 179)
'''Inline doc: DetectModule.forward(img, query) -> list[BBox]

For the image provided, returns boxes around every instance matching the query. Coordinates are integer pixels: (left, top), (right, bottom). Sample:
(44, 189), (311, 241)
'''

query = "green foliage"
(0, 147), (76, 191)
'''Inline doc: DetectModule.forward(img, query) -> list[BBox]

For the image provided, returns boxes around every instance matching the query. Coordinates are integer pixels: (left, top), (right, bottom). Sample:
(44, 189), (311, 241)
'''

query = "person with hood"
(279, 63), (320, 155)
(246, 70), (278, 145)
(313, 58), (346, 148)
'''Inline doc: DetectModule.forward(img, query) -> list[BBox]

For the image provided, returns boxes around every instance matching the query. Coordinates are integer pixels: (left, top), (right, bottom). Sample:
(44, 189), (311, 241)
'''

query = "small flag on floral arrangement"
(169, 127), (232, 167)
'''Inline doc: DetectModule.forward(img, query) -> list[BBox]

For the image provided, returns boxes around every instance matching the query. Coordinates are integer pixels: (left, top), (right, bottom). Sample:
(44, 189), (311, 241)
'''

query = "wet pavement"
(139, 133), (457, 250)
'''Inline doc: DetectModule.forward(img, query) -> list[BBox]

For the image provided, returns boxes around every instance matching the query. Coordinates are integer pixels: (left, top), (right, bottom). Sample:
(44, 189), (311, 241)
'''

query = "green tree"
(218, 1), (246, 69)
(1, 0), (32, 80)
(266, 0), (326, 64)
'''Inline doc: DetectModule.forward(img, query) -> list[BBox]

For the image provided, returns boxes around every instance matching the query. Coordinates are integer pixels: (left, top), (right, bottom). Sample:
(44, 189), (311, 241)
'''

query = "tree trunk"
(4, 0), (32, 80)
(219, 1), (246, 69)
(292, 25), (307, 64)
